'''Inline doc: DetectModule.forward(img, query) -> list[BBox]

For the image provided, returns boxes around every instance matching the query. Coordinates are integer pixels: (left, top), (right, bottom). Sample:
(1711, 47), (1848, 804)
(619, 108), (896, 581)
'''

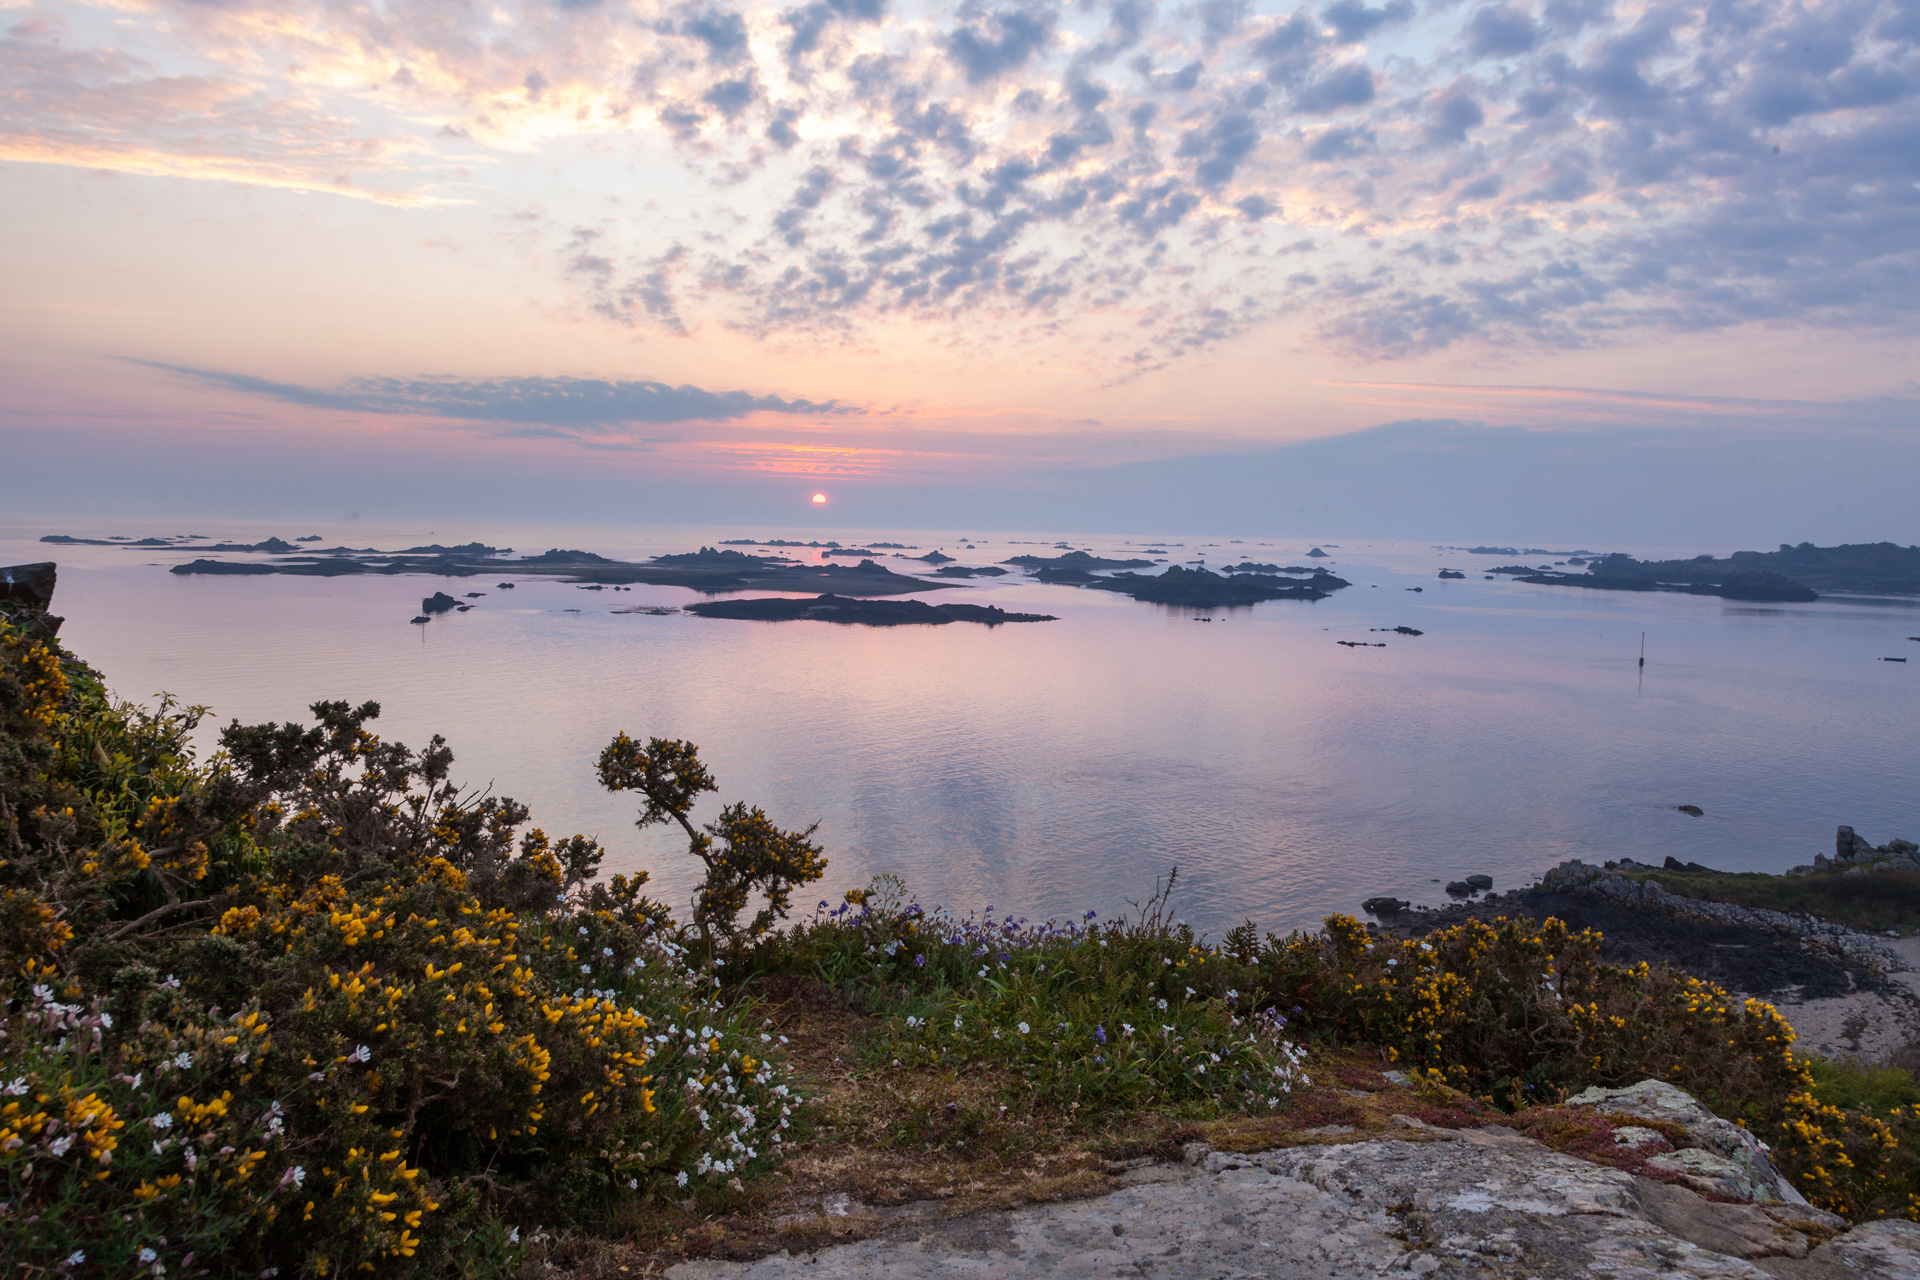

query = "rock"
(1717, 570), (1818, 602)
(663, 1119), (1911, 1280)
(1838, 825), (1861, 861)
(1362, 896), (1411, 916)
(1818, 1218), (1920, 1278)
(1438, 569), (1465, 579)
(1306, 547), (1329, 557)
(1445, 880), (1477, 898)
(0, 562), (63, 638)
(410, 615), (430, 625)
(1540, 860), (1605, 891)
(496, 582), (515, 588)
(1463, 874), (1493, 891)
(422, 591), (460, 614)
(684, 595), (1056, 627)
(1564, 1079), (1806, 1205)
(1677, 804), (1705, 816)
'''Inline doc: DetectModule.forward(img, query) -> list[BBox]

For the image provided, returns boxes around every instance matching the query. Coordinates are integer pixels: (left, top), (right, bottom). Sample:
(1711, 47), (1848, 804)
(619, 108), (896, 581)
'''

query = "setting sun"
(811, 493), (828, 504)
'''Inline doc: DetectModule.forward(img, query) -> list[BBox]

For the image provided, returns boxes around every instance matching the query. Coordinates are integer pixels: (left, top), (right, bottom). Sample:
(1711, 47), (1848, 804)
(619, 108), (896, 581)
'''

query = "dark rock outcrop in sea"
(169, 543), (947, 597)
(1483, 543), (1920, 600)
(683, 594), (1056, 626)
(931, 565), (1009, 578)
(1089, 565), (1350, 607)
(421, 592), (460, 614)
(1003, 550), (1156, 572)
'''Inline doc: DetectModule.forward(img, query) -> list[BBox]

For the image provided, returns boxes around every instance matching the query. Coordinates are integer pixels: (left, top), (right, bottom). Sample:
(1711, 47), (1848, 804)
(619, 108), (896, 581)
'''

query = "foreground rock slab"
(671, 1126), (1912, 1279)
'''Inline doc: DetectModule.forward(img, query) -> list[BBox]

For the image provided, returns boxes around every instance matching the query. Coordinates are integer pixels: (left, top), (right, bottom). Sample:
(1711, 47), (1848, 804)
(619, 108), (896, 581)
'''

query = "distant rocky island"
(1088, 565), (1351, 606)
(684, 594), (1055, 626)
(993, 550), (1353, 607)
(156, 543), (944, 597)
(1477, 542), (1920, 601)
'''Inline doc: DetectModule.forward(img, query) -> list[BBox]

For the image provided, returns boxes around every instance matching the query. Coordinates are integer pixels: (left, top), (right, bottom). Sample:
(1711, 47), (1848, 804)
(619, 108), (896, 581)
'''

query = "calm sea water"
(5, 517), (1915, 937)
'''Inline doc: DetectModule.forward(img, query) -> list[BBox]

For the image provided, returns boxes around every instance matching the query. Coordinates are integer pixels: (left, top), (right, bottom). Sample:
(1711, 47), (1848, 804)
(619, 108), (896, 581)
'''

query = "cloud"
(945, 8), (1057, 83)
(145, 365), (862, 429)
(14, 0), (1920, 370)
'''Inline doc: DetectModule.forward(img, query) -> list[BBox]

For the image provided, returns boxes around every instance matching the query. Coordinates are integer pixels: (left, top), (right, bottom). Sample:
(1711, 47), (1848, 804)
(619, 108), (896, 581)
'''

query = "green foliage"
(1612, 867), (1920, 933)
(0, 619), (802, 1277)
(1774, 1090), (1920, 1220)
(1807, 1057), (1920, 1115)
(1256, 913), (1808, 1125)
(756, 872), (1308, 1118)
(597, 734), (826, 958)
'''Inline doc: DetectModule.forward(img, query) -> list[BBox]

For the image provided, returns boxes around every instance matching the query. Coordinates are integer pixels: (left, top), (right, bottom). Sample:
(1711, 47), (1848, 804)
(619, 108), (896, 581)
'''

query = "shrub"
(596, 735), (826, 961)
(1257, 913), (1808, 1124)
(0, 621), (801, 1277)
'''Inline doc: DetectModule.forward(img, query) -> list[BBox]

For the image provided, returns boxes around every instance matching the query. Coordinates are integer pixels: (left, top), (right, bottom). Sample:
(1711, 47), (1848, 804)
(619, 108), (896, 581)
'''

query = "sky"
(2, 0), (1917, 541)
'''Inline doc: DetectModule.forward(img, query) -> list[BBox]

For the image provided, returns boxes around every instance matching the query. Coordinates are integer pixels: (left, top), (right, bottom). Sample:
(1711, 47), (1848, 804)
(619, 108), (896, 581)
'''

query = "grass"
(1612, 867), (1920, 932)
(498, 975), (1344, 1277)
(1807, 1057), (1920, 1115)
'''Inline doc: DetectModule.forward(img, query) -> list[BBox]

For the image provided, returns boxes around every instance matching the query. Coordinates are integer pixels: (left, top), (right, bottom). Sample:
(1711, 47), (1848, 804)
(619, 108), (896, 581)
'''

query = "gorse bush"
(1257, 913), (1807, 1125)
(0, 621), (803, 1277)
(595, 734), (826, 961)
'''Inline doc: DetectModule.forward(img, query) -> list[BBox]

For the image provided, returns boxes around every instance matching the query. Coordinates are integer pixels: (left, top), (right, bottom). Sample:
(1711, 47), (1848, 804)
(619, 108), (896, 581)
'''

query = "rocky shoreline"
(1366, 832), (1920, 1063)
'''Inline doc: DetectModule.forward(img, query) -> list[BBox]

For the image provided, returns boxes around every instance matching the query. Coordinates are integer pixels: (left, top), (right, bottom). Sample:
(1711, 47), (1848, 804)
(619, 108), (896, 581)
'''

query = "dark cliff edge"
(0, 562), (62, 638)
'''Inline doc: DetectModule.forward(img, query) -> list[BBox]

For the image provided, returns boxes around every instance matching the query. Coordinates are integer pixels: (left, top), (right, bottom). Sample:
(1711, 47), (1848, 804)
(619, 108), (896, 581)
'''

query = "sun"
(811, 492), (828, 504)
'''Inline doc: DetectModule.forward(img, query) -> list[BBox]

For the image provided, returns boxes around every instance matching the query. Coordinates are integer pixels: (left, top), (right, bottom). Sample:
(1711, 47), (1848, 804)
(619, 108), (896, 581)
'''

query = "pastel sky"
(3, 0), (1917, 537)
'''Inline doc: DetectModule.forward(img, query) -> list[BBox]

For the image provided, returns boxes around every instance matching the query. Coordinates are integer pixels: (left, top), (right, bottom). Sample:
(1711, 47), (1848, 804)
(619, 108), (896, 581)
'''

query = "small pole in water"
(1639, 632), (1646, 667)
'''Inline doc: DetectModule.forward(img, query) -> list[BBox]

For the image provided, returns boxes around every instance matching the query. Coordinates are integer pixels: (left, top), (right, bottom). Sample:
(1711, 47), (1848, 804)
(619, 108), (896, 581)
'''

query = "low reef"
(684, 593), (1055, 626)
(1482, 543), (1920, 600)
(167, 543), (945, 597)
(1086, 564), (1351, 607)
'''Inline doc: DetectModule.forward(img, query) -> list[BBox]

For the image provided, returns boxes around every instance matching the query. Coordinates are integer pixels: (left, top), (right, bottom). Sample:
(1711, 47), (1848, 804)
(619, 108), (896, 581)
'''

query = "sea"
(5, 516), (1915, 938)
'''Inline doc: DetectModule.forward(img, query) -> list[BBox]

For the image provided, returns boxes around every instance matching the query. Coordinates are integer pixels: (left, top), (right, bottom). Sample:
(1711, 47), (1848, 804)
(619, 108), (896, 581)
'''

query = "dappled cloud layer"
(4, 0), (1917, 371)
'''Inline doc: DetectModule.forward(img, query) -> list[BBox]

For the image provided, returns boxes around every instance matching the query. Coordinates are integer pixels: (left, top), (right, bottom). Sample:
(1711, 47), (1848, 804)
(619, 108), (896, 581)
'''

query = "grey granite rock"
(666, 1115), (1904, 1278)
(1564, 1079), (1808, 1206)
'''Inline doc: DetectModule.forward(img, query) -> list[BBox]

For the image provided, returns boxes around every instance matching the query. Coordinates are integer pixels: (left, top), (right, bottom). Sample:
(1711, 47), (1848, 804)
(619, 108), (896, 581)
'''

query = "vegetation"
(3, 616), (1917, 1276)
(0, 623), (796, 1276)
(1612, 866), (1920, 932)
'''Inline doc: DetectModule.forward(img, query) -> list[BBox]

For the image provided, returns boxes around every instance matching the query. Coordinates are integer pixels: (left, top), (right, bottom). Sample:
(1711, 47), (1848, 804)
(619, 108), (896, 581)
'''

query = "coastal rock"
(1565, 1080), (1807, 1205)
(1438, 569), (1465, 579)
(1445, 880), (1477, 898)
(666, 1110), (1907, 1280)
(0, 562), (63, 638)
(1307, 547), (1329, 557)
(1362, 896), (1411, 916)
(422, 591), (460, 614)
(1464, 874), (1493, 891)
(684, 594), (1055, 627)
